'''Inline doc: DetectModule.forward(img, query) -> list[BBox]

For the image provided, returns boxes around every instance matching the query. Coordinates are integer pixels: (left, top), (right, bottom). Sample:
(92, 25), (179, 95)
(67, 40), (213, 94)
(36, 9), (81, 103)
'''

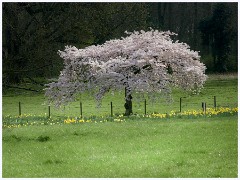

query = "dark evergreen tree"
(2, 2), (238, 89)
(199, 3), (234, 72)
(2, 3), (149, 85)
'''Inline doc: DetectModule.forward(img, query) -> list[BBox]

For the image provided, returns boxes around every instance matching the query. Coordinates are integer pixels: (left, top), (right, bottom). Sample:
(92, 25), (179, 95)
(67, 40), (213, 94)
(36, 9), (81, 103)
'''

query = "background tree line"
(2, 2), (238, 86)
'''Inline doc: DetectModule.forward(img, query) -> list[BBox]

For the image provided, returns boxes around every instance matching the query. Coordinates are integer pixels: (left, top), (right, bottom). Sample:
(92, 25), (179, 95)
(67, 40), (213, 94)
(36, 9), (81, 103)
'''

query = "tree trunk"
(124, 87), (133, 116)
(193, 3), (198, 50)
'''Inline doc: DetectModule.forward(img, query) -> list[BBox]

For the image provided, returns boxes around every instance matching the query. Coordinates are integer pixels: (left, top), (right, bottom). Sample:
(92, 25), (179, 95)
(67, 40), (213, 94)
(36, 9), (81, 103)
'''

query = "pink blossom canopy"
(45, 29), (207, 107)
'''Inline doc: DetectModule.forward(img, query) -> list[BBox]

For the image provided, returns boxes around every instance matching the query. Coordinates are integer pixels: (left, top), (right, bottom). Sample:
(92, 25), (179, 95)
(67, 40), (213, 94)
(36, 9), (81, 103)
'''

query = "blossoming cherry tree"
(45, 29), (207, 115)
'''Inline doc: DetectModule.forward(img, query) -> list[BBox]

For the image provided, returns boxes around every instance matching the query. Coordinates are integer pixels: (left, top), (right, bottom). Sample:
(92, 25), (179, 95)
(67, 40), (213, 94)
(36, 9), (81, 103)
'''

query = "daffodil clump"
(63, 117), (124, 124)
(64, 118), (94, 124)
(147, 107), (238, 119)
(2, 114), (62, 129)
(2, 107), (237, 128)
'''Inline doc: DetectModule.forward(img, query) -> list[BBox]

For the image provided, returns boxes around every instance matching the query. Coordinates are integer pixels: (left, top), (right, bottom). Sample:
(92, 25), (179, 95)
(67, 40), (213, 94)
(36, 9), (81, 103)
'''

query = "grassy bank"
(2, 74), (238, 117)
(2, 115), (237, 178)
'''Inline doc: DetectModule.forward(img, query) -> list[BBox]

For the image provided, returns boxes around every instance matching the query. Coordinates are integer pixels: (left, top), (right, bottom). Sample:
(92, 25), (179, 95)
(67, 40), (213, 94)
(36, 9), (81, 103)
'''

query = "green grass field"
(2, 74), (238, 178)
(2, 74), (238, 117)
(2, 116), (238, 178)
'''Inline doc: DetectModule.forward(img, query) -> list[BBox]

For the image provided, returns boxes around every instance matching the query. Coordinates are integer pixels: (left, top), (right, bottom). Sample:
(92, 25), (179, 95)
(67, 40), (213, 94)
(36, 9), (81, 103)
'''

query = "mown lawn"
(2, 74), (238, 177)
(2, 115), (237, 178)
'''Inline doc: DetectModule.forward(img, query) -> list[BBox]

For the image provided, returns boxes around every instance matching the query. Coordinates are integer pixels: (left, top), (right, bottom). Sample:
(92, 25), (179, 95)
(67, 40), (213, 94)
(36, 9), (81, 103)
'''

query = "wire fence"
(7, 95), (238, 118)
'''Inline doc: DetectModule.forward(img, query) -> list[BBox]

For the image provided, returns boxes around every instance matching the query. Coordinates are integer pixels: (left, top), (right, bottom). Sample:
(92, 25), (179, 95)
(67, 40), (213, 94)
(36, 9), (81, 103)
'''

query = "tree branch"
(4, 84), (40, 92)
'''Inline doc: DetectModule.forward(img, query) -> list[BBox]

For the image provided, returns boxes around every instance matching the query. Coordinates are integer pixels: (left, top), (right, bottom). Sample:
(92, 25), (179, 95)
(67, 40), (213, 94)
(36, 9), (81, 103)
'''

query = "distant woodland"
(2, 2), (238, 85)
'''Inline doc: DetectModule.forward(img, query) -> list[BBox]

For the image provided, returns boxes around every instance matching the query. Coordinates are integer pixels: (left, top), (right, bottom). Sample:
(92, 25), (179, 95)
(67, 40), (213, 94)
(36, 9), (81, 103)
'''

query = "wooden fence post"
(214, 96), (216, 110)
(111, 102), (113, 117)
(180, 98), (182, 112)
(202, 102), (207, 115)
(205, 102), (207, 115)
(144, 99), (147, 115)
(19, 102), (21, 116)
(80, 102), (83, 118)
(48, 105), (51, 118)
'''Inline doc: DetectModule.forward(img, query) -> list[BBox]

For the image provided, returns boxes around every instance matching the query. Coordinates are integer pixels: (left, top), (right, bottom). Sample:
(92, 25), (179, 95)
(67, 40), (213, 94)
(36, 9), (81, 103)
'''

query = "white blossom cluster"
(45, 29), (207, 108)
